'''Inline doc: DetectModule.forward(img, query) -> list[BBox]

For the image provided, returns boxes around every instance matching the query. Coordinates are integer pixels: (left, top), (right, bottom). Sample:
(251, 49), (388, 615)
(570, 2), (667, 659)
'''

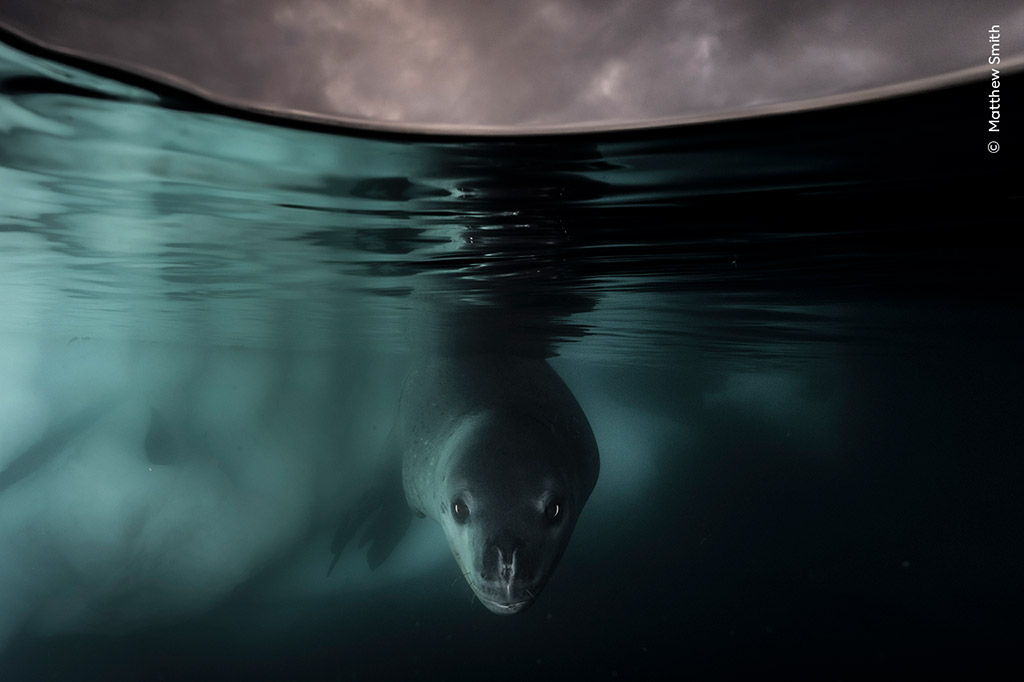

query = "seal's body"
(397, 354), (598, 614)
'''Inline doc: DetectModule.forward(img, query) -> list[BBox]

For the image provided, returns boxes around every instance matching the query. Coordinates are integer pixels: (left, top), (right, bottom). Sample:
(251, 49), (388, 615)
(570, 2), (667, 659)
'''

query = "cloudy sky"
(1, 0), (1022, 130)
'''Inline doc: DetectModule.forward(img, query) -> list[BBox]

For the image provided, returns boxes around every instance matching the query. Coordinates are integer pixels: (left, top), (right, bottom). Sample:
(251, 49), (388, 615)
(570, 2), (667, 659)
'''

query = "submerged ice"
(0, 334), (408, 649)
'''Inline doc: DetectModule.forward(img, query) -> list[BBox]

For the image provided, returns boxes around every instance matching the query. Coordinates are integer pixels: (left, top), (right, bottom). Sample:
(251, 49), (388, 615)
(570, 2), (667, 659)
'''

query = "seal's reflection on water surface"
(327, 147), (608, 613)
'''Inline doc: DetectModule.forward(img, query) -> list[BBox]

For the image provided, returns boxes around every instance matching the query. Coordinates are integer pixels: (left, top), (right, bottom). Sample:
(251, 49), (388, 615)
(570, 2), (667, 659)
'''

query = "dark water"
(0, 30), (1022, 680)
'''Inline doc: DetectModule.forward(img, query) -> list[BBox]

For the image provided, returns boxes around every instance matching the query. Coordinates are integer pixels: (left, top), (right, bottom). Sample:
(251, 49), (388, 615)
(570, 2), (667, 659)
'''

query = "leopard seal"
(331, 353), (599, 615)
(401, 354), (598, 614)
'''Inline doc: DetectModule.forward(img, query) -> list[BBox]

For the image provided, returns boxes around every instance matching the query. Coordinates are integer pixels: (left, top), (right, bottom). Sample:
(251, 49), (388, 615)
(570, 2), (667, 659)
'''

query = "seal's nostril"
(496, 545), (517, 582)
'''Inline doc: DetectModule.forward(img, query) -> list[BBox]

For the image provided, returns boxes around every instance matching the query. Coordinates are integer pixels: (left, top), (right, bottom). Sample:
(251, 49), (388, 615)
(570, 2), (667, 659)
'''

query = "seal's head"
(437, 412), (594, 615)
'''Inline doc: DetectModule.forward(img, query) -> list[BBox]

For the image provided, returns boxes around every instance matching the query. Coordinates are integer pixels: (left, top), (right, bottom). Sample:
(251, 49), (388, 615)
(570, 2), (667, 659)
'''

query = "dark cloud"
(2, 0), (1023, 130)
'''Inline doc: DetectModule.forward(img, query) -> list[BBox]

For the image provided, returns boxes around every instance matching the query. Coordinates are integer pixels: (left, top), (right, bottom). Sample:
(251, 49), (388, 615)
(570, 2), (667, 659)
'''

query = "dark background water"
(0, 31), (1022, 680)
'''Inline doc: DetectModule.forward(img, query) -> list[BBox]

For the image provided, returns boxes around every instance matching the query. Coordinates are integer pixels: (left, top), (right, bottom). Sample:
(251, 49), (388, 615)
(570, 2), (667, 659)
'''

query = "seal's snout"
(496, 544), (517, 581)
(472, 538), (539, 615)
(483, 536), (524, 583)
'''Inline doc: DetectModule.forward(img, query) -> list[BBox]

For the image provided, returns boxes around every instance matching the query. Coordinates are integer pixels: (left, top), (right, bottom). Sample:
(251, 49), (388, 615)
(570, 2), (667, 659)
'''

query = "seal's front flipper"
(327, 433), (410, 575)
(328, 484), (411, 574)
(327, 486), (380, 576)
(358, 484), (412, 570)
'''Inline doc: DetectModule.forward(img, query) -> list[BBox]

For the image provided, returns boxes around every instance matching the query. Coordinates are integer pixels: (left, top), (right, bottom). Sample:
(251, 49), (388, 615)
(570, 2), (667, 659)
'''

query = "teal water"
(1, 33), (1022, 680)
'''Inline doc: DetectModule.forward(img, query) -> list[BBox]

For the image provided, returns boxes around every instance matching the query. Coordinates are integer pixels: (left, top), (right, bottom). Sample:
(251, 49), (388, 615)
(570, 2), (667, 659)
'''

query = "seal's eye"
(452, 499), (470, 524)
(545, 500), (562, 524)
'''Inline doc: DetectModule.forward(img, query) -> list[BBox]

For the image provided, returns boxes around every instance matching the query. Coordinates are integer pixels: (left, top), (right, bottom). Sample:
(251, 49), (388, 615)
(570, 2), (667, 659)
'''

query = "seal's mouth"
(469, 578), (538, 616)
(478, 595), (532, 615)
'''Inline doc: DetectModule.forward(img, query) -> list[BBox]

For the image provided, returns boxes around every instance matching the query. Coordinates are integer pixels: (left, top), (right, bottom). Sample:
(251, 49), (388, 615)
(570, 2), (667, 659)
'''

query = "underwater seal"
(401, 355), (599, 614)
(331, 354), (599, 615)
